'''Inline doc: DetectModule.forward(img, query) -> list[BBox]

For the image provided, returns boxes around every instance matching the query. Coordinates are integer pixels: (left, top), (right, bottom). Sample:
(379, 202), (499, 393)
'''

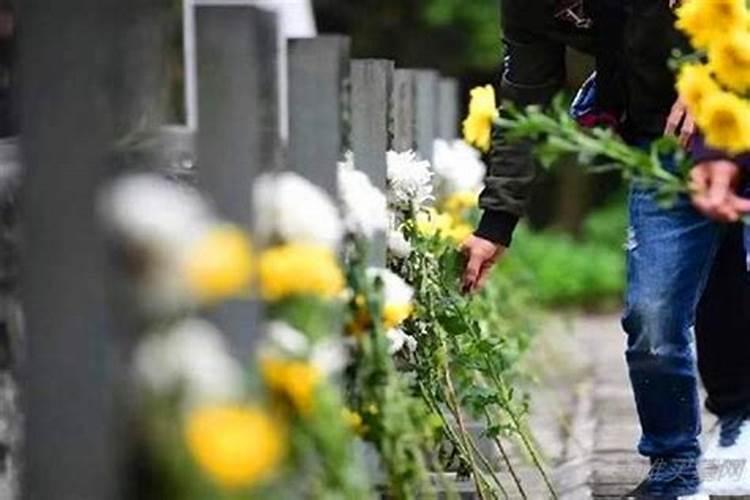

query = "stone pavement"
(528, 314), (749, 500)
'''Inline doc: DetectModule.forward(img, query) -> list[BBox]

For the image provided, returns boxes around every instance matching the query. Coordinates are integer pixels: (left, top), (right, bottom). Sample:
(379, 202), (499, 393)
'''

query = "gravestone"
(391, 69), (417, 153)
(350, 59), (393, 265)
(414, 70), (439, 161)
(20, 1), (126, 498)
(438, 78), (459, 140)
(288, 36), (351, 196)
(195, 5), (280, 353)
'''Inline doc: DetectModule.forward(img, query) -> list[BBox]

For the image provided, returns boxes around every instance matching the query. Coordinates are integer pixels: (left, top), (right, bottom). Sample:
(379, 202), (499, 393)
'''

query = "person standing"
(462, 1), (750, 497)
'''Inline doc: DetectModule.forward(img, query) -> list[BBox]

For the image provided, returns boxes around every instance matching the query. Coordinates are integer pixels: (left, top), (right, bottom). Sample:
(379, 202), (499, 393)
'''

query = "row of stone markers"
(12, 2), (463, 500)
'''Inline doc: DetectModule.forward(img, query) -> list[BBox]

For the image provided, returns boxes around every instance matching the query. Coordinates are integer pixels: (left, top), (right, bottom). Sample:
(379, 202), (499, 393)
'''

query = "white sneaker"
(701, 413), (750, 496)
(677, 493), (709, 500)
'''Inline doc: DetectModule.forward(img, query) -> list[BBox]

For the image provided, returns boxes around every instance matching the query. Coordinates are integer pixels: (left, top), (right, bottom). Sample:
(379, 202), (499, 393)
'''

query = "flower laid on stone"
(258, 243), (345, 301)
(462, 85), (499, 152)
(184, 404), (286, 489)
(367, 267), (414, 330)
(102, 173), (253, 312)
(432, 139), (486, 197)
(261, 321), (349, 376)
(253, 171), (343, 251)
(337, 152), (388, 239)
(183, 225), (254, 303)
(260, 357), (321, 415)
(386, 150), (434, 213)
(133, 318), (245, 410)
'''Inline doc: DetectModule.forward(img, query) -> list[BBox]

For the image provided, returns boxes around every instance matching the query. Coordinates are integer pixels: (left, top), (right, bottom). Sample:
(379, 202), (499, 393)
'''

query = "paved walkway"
(531, 314), (748, 500)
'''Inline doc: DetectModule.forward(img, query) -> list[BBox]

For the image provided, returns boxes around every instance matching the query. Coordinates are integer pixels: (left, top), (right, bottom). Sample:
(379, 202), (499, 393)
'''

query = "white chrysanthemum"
(101, 174), (216, 312)
(386, 328), (418, 354)
(386, 150), (434, 211)
(367, 267), (413, 305)
(387, 228), (412, 259)
(432, 139), (486, 196)
(262, 321), (348, 376)
(311, 339), (349, 376)
(265, 320), (310, 355)
(387, 210), (412, 258)
(133, 318), (244, 409)
(337, 152), (388, 239)
(103, 173), (214, 245)
(253, 172), (343, 250)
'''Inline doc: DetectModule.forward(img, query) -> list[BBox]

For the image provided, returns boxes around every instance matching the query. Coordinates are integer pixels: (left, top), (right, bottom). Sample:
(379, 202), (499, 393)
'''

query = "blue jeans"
(623, 187), (724, 484)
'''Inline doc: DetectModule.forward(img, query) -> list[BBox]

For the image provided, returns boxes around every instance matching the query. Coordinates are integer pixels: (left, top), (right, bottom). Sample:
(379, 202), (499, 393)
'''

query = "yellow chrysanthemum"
(708, 30), (750, 92)
(183, 226), (254, 303)
(442, 191), (479, 216)
(258, 244), (345, 301)
(416, 208), (454, 237)
(676, 0), (748, 50)
(261, 357), (320, 415)
(185, 405), (285, 489)
(383, 303), (414, 329)
(697, 90), (750, 153)
(416, 209), (473, 243)
(676, 64), (721, 116)
(444, 222), (474, 243)
(462, 85), (499, 152)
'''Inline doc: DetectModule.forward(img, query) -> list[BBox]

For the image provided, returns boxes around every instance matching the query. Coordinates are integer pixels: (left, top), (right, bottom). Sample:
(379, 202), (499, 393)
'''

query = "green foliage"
(344, 239), (438, 499)
(498, 98), (691, 201)
(421, 0), (502, 70)
(313, 0), (502, 74)
(391, 224), (555, 499)
(501, 200), (627, 309)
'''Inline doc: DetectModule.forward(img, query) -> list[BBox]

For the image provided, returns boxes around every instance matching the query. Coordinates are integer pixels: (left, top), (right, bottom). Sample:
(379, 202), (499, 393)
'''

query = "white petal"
(338, 154), (388, 239)
(133, 318), (244, 408)
(386, 150), (434, 212)
(265, 321), (310, 356)
(432, 139), (486, 197)
(386, 328), (416, 354)
(311, 339), (349, 375)
(366, 267), (414, 306)
(253, 171), (343, 250)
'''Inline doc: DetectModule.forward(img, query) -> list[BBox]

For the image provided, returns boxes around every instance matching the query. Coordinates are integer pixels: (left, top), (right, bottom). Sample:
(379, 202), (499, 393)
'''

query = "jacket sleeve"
(475, 32), (567, 246)
(691, 134), (750, 170)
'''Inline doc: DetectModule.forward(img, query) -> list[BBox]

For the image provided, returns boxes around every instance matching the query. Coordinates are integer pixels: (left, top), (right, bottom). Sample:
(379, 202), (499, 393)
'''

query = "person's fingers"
(715, 202), (740, 223)
(689, 165), (710, 194)
(474, 262), (495, 292)
(462, 251), (483, 292)
(731, 195), (750, 214)
(679, 113), (695, 148)
(707, 166), (733, 209)
(689, 166), (712, 213)
(664, 100), (686, 136)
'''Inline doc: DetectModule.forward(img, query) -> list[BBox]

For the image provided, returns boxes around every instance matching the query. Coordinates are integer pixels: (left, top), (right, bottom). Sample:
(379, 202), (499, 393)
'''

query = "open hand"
(460, 235), (506, 293)
(690, 160), (750, 222)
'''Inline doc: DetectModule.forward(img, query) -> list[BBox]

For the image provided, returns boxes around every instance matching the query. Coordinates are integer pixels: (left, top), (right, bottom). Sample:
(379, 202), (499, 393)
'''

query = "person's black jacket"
(476, 0), (687, 246)
(476, 0), (625, 245)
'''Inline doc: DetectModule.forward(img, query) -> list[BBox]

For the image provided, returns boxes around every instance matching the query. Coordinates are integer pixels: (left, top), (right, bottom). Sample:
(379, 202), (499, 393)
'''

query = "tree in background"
(313, 0), (501, 77)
